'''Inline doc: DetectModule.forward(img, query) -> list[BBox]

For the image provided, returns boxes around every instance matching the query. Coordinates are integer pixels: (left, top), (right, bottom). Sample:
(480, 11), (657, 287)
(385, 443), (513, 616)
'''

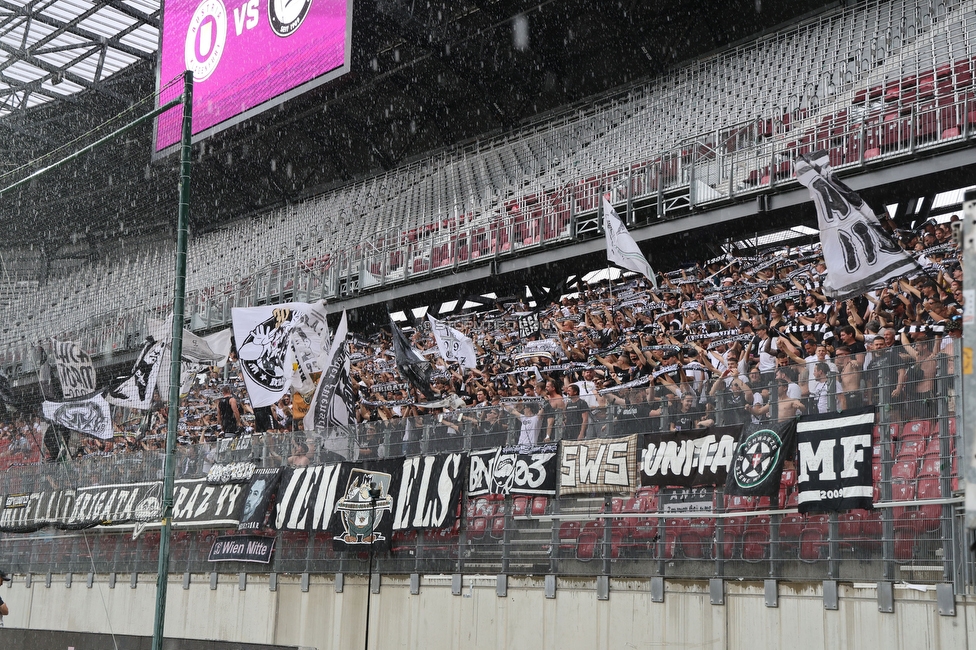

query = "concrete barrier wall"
(0, 573), (971, 650)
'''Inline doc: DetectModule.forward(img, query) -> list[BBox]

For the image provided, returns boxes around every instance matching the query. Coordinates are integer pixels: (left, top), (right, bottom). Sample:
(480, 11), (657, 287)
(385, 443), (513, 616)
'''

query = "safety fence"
(0, 348), (967, 591)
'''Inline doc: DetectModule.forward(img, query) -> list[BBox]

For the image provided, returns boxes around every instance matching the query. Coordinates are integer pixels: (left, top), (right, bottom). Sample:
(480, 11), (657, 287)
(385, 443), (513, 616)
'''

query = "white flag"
(43, 394), (114, 440)
(289, 299), (331, 396)
(203, 328), (233, 367)
(232, 303), (308, 407)
(303, 311), (353, 444)
(795, 151), (921, 300)
(427, 315), (478, 368)
(148, 316), (223, 403)
(105, 337), (166, 409)
(603, 195), (658, 289)
(51, 339), (97, 398)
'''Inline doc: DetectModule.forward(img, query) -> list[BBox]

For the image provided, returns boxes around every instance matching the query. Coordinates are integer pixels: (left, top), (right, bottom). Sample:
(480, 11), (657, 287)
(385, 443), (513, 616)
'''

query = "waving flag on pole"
(43, 393), (114, 440)
(427, 315), (478, 369)
(795, 151), (921, 300)
(105, 336), (167, 409)
(303, 311), (353, 436)
(391, 317), (434, 400)
(603, 195), (658, 289)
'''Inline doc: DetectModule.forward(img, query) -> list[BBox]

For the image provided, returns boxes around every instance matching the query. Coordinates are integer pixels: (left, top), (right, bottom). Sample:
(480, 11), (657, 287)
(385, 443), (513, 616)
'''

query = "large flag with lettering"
(603, 195), (658, 289)
(42, 393), (114, 440)
(795, 151), (921, 300)
(725, 419), (797, 498)
(105, 336), (167, 409)
(51, 339), (97, 399)
(303, 311), (353, 441)
(796, 407), (875, 513)
(390, 317), (434, 399)
(427, 315), (478, 369)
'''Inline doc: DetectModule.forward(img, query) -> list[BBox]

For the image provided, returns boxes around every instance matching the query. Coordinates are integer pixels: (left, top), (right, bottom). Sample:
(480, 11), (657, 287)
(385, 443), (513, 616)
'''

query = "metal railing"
(0, 348), (967, 591)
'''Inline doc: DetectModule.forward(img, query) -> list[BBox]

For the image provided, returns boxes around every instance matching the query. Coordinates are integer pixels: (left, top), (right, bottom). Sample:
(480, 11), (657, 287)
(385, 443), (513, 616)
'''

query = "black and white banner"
(392, 453), (467, 530)
(209, 534), (275, 563)
(796, 151), (921, 300)
(725, 420), (797, 498)
(796, 407), (875, 513)
(428, 315), (478, 369)
(42, 393), (114, 440)
(232, 302), (306, 407)
(236, 468), (282, 531)
(639, 426), (740, 488)
(207, 462), (256, 485)
(659, 487), (714, 514)
(468, 444), (559, 497)
(51, 339), (96, 398)
(559, 434), (639, 496)
(303, 310), (354, 443)
(275, 452), (467, 534)
(105, 337), (166, 409)
(274, 464), (348, 532)
(331, 462), (399, 551)
(0, 477), (247, 532)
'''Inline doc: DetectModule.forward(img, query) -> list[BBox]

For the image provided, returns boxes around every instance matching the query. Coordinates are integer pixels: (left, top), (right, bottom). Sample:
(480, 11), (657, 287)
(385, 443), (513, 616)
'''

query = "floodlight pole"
(152, 69), (193, 650)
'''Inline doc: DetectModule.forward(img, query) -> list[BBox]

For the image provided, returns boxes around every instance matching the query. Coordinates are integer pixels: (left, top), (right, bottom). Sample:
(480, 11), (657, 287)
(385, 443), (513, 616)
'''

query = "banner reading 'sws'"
(559, 435), (639, 496)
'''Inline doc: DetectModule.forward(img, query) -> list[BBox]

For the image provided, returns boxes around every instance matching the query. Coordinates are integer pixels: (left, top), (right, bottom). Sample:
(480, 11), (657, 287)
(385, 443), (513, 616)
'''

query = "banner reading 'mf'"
(796, 408), (875, 513)
(559, 435), (638, 496)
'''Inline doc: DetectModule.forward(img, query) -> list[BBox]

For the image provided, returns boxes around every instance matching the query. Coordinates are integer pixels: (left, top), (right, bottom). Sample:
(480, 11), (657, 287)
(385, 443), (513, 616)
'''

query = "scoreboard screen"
(155, 0), (352, 153)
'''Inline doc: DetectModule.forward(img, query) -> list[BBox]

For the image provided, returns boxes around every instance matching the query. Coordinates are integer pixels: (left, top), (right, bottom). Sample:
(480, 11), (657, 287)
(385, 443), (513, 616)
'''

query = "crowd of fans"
(0, 216), (964, 467)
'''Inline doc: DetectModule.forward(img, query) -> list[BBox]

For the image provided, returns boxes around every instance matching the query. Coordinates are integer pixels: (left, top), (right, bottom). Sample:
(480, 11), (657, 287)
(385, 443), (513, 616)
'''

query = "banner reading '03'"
(559, 435), (639, 496)
(468, 444), (559, 497)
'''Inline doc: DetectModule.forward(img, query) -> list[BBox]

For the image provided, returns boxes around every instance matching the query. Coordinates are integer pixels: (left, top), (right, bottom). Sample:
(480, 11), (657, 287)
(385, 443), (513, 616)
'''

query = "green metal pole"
(152, 69), (193, 650)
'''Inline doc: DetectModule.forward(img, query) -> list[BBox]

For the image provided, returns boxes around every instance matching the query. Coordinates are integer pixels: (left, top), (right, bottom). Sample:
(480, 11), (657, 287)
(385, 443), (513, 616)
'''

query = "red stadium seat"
(557, 521), (581, 552)
(891, 459), (918, 482)
(531, 497), (548, 517)
(916, 478), (943, 533)
(901, 420), (932, 442)
(512, 496), (530, 517)
(741, 515), (770, 562)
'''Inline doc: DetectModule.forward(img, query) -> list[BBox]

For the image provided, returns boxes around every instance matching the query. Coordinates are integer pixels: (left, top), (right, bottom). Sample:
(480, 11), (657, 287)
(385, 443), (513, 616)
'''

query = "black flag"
(390, 317), (434, 400)
(795, 408), (875, 513)
(725, 419), (797, 498)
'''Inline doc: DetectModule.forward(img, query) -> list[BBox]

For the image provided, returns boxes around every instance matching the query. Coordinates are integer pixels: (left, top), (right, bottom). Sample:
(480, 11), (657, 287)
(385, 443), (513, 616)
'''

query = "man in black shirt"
(563, 384), (590, 441)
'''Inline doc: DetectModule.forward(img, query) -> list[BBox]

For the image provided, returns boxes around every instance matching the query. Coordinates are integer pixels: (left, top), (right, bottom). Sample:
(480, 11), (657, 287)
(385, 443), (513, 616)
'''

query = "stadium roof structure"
(0, 0), (158, 117)
(0, 0), (838, 256)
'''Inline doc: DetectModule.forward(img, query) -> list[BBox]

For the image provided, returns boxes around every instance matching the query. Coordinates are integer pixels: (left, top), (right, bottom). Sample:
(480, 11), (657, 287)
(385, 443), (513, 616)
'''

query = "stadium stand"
(1, 0), (975, 362)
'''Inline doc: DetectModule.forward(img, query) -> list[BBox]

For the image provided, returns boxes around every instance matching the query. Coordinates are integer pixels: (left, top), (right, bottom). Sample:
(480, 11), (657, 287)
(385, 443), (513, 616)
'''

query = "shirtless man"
(767, 379), (807, 422)
(834, 345), (862, 411)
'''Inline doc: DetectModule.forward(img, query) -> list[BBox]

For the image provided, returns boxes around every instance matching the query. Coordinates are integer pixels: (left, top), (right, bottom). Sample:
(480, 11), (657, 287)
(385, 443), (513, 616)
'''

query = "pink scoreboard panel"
(155, 0), (352, 153)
